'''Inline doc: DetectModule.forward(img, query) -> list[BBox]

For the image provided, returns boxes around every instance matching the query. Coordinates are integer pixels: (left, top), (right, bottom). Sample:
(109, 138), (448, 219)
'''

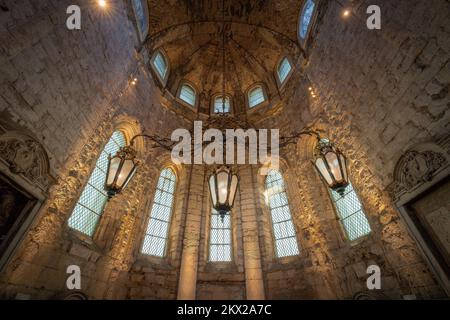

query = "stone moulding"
(387, 141), (449, 202)
(0, 130), (56, 194)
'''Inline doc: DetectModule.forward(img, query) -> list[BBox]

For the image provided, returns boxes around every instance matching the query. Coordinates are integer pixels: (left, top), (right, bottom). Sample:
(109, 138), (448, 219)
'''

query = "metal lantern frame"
(105, 145), (138, 198)
(208, 166), (239, 221)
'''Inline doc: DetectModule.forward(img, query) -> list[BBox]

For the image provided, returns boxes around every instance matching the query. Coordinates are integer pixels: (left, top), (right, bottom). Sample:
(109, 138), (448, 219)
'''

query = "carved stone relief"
(388, 143), (449, 201)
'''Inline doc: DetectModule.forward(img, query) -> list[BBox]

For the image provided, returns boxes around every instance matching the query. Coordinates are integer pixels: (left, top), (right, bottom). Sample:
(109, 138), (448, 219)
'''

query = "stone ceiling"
(145, 0), (306, 106)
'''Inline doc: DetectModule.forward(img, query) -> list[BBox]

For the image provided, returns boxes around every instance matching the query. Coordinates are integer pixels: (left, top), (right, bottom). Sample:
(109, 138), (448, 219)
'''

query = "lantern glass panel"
(116, 159), (135, 187)
(325, 151), (342, 182)
(229, 175), (238, 205)
(315, 158), (333, 185)
(209, 175), (217, 206)
(217, 171), (229, 204)
(107, 157), (121, 185)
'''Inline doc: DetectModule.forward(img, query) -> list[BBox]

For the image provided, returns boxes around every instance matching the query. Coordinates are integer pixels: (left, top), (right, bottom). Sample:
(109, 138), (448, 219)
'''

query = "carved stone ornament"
(388, 143), (448, 201)
(0, 132), (55, 192)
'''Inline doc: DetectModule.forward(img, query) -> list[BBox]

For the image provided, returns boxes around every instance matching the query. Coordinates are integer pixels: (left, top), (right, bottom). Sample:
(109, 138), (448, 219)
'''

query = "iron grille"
(141, 168), (176, 257)
(68, 131), (126, 236)
(330, 181), (371, 241)
(266, 170), (300, 258)
(209, 209), (232, 262)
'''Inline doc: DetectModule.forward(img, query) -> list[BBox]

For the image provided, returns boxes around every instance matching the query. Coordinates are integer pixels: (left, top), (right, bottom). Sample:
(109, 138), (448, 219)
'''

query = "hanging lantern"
(105, 146), (138, 198)
(208, 166), (239, 221)
(313, 138), (349, 196)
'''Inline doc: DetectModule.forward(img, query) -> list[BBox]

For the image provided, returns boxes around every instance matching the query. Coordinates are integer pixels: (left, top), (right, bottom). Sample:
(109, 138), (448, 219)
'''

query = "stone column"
(177, 165), (205, 299)
(239, 165), (266, 300)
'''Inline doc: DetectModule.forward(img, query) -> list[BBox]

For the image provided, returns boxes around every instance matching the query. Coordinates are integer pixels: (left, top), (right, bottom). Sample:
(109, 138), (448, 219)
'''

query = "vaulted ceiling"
(145, 0), (306, 111)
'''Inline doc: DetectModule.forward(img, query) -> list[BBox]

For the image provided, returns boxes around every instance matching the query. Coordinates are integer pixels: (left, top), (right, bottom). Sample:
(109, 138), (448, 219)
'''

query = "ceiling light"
(98, 0), (107, 8)
(343, 9), (350, 17)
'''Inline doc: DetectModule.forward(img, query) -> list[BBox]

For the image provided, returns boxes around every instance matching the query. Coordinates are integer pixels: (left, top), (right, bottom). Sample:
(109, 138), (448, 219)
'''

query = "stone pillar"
(177, 165), (205, 299)
(239, 166), (266, 300)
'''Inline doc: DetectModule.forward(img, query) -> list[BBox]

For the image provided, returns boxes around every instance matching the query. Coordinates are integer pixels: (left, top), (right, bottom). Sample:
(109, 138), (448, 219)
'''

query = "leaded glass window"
(132, 0), (147, 37)
(299, 0), (315, 39)
(141, 168), (176, 257)
(179, 84), (196, 106)
(265, 170), (300, 257)
(209, 209), (232, 262)
(153, 52), (168, 79)
(214, 96), (231, 113)
(277, 57), (292, 84)
(68, 131), (126, 236)
(330, 181), (371, 241)
(248, 86), (265, 108)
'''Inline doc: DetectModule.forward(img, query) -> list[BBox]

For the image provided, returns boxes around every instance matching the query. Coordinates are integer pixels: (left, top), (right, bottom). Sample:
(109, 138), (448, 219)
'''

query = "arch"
(297, 0), (320, 48)
(67, 130), (127, 237)
(211, 93), (232, 114)
(276, 56), (294, 87)
(151, 49), (170, 86)
(141, 167), (177, 257)
(131, 0), (149, 41)
(0, 131), (55, 193)
(264, 169), (300, 258)
(177, 81), (198, 108)
(246, 83), (268, 109)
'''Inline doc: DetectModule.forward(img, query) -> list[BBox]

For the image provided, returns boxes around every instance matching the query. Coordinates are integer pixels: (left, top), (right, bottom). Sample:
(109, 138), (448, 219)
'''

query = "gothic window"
(209, 209), (232, 262)
(213, 95), (231, 113)
(330, 181), (371, 241)
(265, 170), (300, 257)
(152, 51), (168, 81)
(68, 131), (126, 237)
(131, 0), (149, 41)
(141, 168), (176, 257)
(179, 84), (197, 107)
(299, 0), (316, 40)
(248, 85), (266, 108)
(277, 57), (292, 84)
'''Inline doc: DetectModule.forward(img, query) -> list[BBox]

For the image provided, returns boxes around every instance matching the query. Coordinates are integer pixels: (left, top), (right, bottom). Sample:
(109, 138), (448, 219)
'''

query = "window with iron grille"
(68, 131), (126, 237)
(214, 96), (231, 113)
(248, 86), (265, 108)
(265, 170), (300, 258)
(330, 181), (371, 241)
(209, 209), (232, 262)
(299, 0), (315, 40)
(179, 84), (196, 106)
(153, 51), (168, 79)
(277, 57), (292, 84)
(141, 168), (176, 257)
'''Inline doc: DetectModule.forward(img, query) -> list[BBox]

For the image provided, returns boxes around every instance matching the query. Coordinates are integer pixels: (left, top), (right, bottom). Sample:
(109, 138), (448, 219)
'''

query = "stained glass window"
(141, 168), (176, 257)
(153, 52), (168, 79)
(299, 0), (315, 39)
(179, 84), (196, 106)
(265, 170), (300, 257)
(330, 181), (371, 241)
(214, 96), (231, 113)
(248, 86), (265, 108)
(277, 57), (292, 84)
(209, 209), (232, 262)
(68, 131), (126, 237)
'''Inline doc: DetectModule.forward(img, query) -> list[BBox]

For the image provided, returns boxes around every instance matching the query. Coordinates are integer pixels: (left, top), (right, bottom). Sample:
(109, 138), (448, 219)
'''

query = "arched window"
(68, 131), (126, 237)
(277, 57), (292, 84)
(209, 209), (232, 262)
(213, 95), (231, 113)
(179, 84), (196, 107)
(330, 181), (371, 241)
(265, 170), (300, 257)
(248, 85), (266, 108)
(152, 51), (168, 81)
(141, 168), (176, 257)
(299, 0), (316, 40)
(131, 0), (149, 41)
